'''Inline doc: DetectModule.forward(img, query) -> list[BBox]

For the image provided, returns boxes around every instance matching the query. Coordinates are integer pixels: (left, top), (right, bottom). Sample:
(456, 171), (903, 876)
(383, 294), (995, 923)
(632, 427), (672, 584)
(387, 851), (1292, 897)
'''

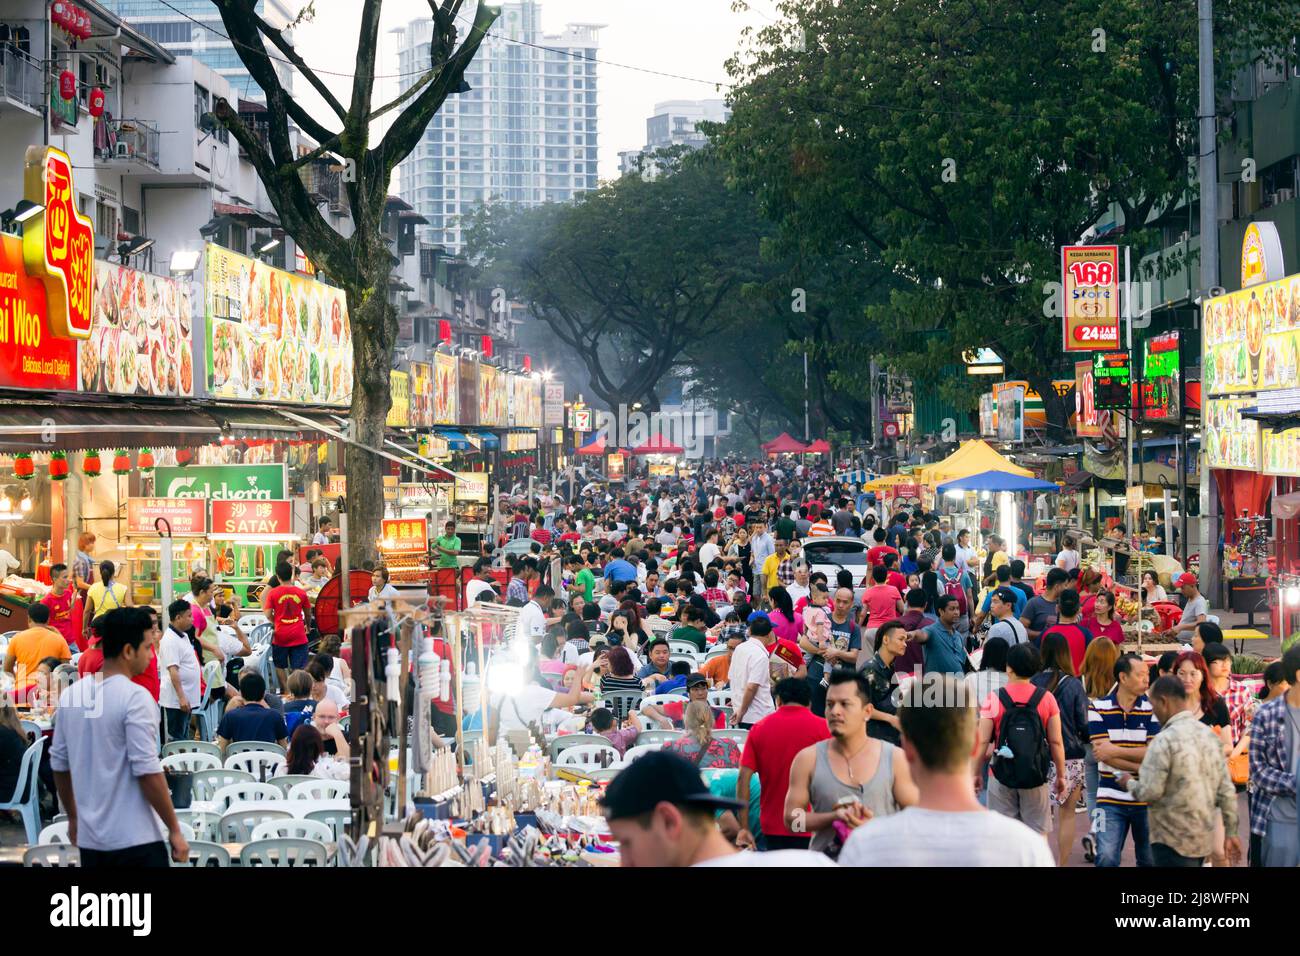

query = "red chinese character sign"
(381, 518), (428, 554)
(22, 146), (94, 340)
(1061, 245), (1119, 352)
(210, 500), (292, 536)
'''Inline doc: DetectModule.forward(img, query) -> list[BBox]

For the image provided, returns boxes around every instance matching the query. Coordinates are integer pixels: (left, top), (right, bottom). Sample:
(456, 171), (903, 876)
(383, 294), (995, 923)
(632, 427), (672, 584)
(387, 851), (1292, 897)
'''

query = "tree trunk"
(345, 280), (396, 568)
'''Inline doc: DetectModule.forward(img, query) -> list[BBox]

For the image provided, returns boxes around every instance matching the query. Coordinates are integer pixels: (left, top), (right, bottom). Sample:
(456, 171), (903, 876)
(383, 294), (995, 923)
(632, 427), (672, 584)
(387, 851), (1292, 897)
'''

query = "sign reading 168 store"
(0, 146), (95, 391)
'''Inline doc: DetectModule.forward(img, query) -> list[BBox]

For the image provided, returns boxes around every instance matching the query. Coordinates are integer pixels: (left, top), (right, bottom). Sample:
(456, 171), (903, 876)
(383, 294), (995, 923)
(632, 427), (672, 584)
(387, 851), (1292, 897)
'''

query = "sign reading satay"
(210, 499), (292, 536)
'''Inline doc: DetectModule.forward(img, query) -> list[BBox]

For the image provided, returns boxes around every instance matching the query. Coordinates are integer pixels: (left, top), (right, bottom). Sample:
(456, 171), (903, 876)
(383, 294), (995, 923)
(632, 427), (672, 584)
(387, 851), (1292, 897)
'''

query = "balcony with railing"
(299, 159), (343, 211)
(0, 46), (42, 115)
(98, 118), (161, 173)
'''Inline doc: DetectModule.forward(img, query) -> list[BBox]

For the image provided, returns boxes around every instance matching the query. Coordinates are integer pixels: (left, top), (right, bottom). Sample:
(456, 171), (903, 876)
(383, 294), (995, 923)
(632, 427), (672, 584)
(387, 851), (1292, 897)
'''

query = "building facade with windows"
(396, 0), (601, 252)
(103, 0), (295, 101)
(618, 98), (730, 177)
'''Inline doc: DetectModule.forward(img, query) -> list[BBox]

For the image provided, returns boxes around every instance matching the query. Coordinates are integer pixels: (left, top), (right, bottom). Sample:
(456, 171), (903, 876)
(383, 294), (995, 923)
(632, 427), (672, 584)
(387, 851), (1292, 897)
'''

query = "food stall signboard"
(86, 263), (194, 397)
(387, 370), (410, 427)
(126, 497), (207, 536)
(1140, 331), (1181, 422)
(211, 499), (293, 537)
(203, 243), (352, 406)
(155, 463), (286, 500)
(1092, 352), (1132, 411)
(608, 452), (625, 481)
(995, 383), (1024, 442)
(432, 352), (457, 425)
(23, 146), (94, 340)
(454, 471), (489, 504)
(1061, 244), (1120, 352)
(0, 234), (77, 391)
(410, 361), (433, 427)
(1204, 397), (1260, 471)
(326, 474), (347, 496)
(458, 357), (478, 426)
(381, 517), (428, 553)
(544, 382), (565, 426)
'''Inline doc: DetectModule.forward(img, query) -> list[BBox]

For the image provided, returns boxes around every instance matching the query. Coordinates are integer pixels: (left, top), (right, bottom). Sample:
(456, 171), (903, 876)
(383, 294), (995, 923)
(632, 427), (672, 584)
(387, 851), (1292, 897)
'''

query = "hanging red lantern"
(13, 453), (34, 481)
(78, 11), (91, 40)
(49, 451), (69, 481)
(82, 452), (101, 478)
(58, 70), (75, 100)
(112, 449), (131, 475)
(174, 448), (193, 468)
(89, 87), (105, 117)
(136, 448), (155, 473)
(522, 354), (532, 372)
(480, 334), (493, 358)
(52, 2), (68, 29)
(438, 319), (452, 343)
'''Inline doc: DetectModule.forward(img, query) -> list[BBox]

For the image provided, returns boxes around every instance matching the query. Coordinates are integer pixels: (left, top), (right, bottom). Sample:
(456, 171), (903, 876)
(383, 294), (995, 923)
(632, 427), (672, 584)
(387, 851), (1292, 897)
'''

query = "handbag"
(1228, 752), (1249, 787)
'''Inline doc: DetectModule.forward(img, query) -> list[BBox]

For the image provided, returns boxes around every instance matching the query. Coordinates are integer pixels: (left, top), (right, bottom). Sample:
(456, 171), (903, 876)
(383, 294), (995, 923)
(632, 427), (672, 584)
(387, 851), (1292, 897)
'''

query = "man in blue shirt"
(217, 671), (289, 753)
(602, 547), (638, 585)
(636, 638), (674, 687)
(904, 595), (968, 675)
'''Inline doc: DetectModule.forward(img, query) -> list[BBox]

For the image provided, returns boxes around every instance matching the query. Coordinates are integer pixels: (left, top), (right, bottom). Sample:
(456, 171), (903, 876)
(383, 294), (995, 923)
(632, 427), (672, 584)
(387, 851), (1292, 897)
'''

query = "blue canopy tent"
(936, 469), (1058, 495)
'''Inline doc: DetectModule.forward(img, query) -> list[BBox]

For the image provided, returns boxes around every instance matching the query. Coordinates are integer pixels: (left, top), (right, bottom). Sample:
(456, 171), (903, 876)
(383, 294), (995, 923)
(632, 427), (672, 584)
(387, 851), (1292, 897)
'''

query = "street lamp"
(169, 249), (201, 276)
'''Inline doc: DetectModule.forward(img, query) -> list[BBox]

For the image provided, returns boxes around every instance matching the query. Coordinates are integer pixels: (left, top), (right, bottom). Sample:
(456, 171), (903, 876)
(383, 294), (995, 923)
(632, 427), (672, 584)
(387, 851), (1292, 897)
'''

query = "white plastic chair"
(305, 807), (352, 841)
(548, 733), (611, 763)
(635, 729), (683, 748)
(225, 740), (287, 758)
(670, 653), (698, 669)
(669, 640), (702, 658)
(189, 768), (255, 802)
(641, 692), (688, 709)
(221, 807), (293, 842)
(175, 808), (219, 842)
(238, 613), (270, 634)
(163, 739), (222, 760)
(210, 780), (284, 813)
(707, 689), (733, 709)
(250, 818), (334, 844)
(174, 840), (231, 867)
(38, 820), (70, 845)
(224, 750), (287, 781)
(705, 645), (730, 661)
(267, 774), (317, 798)
(555, 743), (619, 769)
(0, 736), (45, 844)
(621, 743), (663, 763)
(239, 837), (329, 867)
(24, 844), (79, 867)
(162, 751), (221, 773)
(287, 779), (349, 801)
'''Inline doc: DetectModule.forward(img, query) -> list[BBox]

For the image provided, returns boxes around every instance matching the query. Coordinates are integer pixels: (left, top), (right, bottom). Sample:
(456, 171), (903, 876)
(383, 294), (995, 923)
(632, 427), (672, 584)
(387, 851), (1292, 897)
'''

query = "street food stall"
(208, 498), (298, 603)
(123, 496), (208, 605)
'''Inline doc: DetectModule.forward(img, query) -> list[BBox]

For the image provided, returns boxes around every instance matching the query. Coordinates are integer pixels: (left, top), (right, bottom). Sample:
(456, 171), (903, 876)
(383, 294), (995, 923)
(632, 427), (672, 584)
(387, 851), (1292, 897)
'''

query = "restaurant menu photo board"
(204, 243), (353, 405)
(494, 367), (509, 427)
(458, 357), (478, 426)
(125, 497), (207, 536)
(1204, 397), (1260, 471)
(410, 361), (433, 427)
(0, 235), (77, 391)
(1264, 426), (1300, 477)
(479, 363), (507, 426)
(1140, 331), (1181, 421)
(434, 352), (458, 425)
(83, 262), (194, 398)
(387, 370), (410, 427)
(1202, 274), (1300, 396)
(1092, 352), (1132, 410)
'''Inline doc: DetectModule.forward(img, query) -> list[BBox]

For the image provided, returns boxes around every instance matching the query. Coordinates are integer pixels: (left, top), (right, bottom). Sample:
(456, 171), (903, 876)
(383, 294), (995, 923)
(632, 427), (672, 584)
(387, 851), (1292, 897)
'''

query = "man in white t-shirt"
(602, 750), (836, 867)
(838, 673), (1054, 867)
(159, 600), (202, 743)
(986, 588), (1029, 646)
(730, 615), (776, 727)
(465, 558), (499, 606)
(516, 584), (552, 646)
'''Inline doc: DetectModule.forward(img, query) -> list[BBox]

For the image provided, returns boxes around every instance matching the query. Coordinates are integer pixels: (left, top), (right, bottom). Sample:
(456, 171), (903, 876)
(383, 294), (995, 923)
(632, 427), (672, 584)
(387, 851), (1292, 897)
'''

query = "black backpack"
(991, 687), (1050, 789)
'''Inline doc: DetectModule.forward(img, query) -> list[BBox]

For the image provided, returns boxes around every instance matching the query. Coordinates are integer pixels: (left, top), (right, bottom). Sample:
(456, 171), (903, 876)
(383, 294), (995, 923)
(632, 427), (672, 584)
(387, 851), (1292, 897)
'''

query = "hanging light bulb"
(0, 497), (11, 513)
(19, 495), (32, 513)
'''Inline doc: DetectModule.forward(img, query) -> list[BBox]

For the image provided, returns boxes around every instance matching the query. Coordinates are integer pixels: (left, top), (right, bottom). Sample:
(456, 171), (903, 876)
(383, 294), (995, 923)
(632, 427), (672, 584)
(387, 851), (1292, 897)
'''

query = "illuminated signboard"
(1061, 245), (1120, 352)
(210, 499), (293, 537)
(22, 146), (94, 340)
(125, 498), (208, 536)
(1092, 352), (1132, 411)
(381, 518), (428, 553)
(1141, 331), (1181, 421)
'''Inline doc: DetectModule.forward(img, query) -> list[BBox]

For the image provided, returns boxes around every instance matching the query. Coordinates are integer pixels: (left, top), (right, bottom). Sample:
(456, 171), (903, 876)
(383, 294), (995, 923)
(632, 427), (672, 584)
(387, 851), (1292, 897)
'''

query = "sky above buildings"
(293, 0), (769, 180)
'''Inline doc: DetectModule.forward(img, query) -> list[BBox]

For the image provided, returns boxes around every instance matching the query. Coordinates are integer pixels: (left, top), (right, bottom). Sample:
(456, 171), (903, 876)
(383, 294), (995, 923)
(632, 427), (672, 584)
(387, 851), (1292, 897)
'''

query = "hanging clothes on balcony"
(94, 110), (117, 157)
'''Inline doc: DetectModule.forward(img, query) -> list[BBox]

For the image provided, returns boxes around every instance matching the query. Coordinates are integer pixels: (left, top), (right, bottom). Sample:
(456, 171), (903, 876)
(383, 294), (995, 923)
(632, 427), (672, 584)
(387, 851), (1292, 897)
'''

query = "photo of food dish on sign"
(81, 263), (194, 397)
(0, 234), (77, 392)
(204, 243), (352, 405)
(1202, 276), (1300, 396)
(1203, 397), (1260, 471)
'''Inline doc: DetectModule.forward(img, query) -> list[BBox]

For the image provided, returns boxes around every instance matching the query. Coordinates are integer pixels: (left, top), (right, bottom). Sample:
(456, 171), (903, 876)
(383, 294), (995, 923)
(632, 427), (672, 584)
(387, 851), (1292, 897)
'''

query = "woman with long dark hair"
(286, 724), (326, 775)
(81, 559), (130, 646)
(1034, 632), (1088, 866)
(766, 586), (801, 643)
(1174, 651), (1230, 747)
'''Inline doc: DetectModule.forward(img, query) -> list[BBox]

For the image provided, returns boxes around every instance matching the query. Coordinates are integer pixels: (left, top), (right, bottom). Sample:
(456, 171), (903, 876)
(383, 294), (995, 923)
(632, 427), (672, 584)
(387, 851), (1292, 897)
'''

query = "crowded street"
(0, 1), (1294, 931)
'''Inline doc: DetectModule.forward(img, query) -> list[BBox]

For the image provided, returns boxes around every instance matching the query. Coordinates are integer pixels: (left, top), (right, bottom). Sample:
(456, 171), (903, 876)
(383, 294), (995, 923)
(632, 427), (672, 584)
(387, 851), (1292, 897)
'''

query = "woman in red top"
(1083, 588), (1124, 646)
(1077, 568), (1104, 620)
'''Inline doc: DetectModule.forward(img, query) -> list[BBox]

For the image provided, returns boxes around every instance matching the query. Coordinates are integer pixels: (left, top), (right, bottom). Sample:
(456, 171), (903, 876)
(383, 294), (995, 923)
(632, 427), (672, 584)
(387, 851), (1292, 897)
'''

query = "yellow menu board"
(204, 243), (352, 405)
(1204, 397), (1260, 471)
(387, 370), (410, 427)
(1202, 275), (1300, 396)
(1264, 426), (1300, 477)
(433, 352), (458, 425)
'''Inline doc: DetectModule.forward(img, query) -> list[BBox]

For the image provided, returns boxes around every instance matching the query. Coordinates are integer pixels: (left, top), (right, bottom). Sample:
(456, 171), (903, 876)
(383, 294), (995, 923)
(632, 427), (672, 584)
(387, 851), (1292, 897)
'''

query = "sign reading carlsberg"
(154, 464), (286, 500)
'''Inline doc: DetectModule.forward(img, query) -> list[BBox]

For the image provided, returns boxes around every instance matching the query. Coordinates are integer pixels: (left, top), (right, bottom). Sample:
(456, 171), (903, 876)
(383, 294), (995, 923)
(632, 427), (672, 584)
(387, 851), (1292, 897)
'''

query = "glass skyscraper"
(103, 0), (295, 101)
(396, 1), (601, 251)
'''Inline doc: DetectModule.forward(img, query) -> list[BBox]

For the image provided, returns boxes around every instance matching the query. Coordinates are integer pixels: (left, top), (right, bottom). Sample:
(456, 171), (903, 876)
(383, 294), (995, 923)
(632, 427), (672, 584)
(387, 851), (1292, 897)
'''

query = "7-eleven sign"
(22, 146), (94, 339)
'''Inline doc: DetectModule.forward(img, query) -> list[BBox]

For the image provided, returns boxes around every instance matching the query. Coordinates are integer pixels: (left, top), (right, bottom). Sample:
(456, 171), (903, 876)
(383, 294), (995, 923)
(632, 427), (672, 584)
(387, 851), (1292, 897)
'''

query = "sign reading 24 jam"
(22, 146), (94, 340)
(1061, 245), (1120, 352)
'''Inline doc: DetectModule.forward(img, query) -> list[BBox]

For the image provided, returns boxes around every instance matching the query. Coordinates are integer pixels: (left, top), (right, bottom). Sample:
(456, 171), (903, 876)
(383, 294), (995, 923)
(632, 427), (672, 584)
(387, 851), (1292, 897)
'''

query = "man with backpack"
(985, 587), (1028, 646)
(974, 643), (1068, 839)
(1039, 588), (1093, 673)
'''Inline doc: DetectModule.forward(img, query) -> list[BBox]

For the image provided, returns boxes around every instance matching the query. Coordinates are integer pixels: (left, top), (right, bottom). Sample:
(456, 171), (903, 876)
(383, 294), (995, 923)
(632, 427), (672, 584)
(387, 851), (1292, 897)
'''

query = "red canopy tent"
(762, 432), (808, 454)
(630, 434), (684, 455)
(804, 439), (831, 454)
(577, 433), (608, 455)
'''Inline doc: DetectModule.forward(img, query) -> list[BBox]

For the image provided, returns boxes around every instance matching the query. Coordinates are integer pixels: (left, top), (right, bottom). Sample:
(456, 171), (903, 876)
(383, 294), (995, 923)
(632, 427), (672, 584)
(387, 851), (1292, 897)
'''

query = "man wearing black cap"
(642, 673), (726, 730)
(602, 750), (837, 867)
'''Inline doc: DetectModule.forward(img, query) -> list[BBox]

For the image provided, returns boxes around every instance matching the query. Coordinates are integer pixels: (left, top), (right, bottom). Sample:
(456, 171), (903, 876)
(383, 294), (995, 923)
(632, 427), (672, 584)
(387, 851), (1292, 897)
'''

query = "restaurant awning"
(0, 404), (221, 452)
(278, 410), (456, 480)
(472, 431), (500, 449)
(435, 429), (472, 450)
(207, 407), (342, 442)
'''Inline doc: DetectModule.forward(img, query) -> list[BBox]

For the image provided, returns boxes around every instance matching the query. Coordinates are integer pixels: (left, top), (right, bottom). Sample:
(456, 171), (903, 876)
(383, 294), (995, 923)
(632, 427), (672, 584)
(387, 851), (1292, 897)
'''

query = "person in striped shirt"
(807, 514), (835, 538)
(1087, 652), (1161, 867)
